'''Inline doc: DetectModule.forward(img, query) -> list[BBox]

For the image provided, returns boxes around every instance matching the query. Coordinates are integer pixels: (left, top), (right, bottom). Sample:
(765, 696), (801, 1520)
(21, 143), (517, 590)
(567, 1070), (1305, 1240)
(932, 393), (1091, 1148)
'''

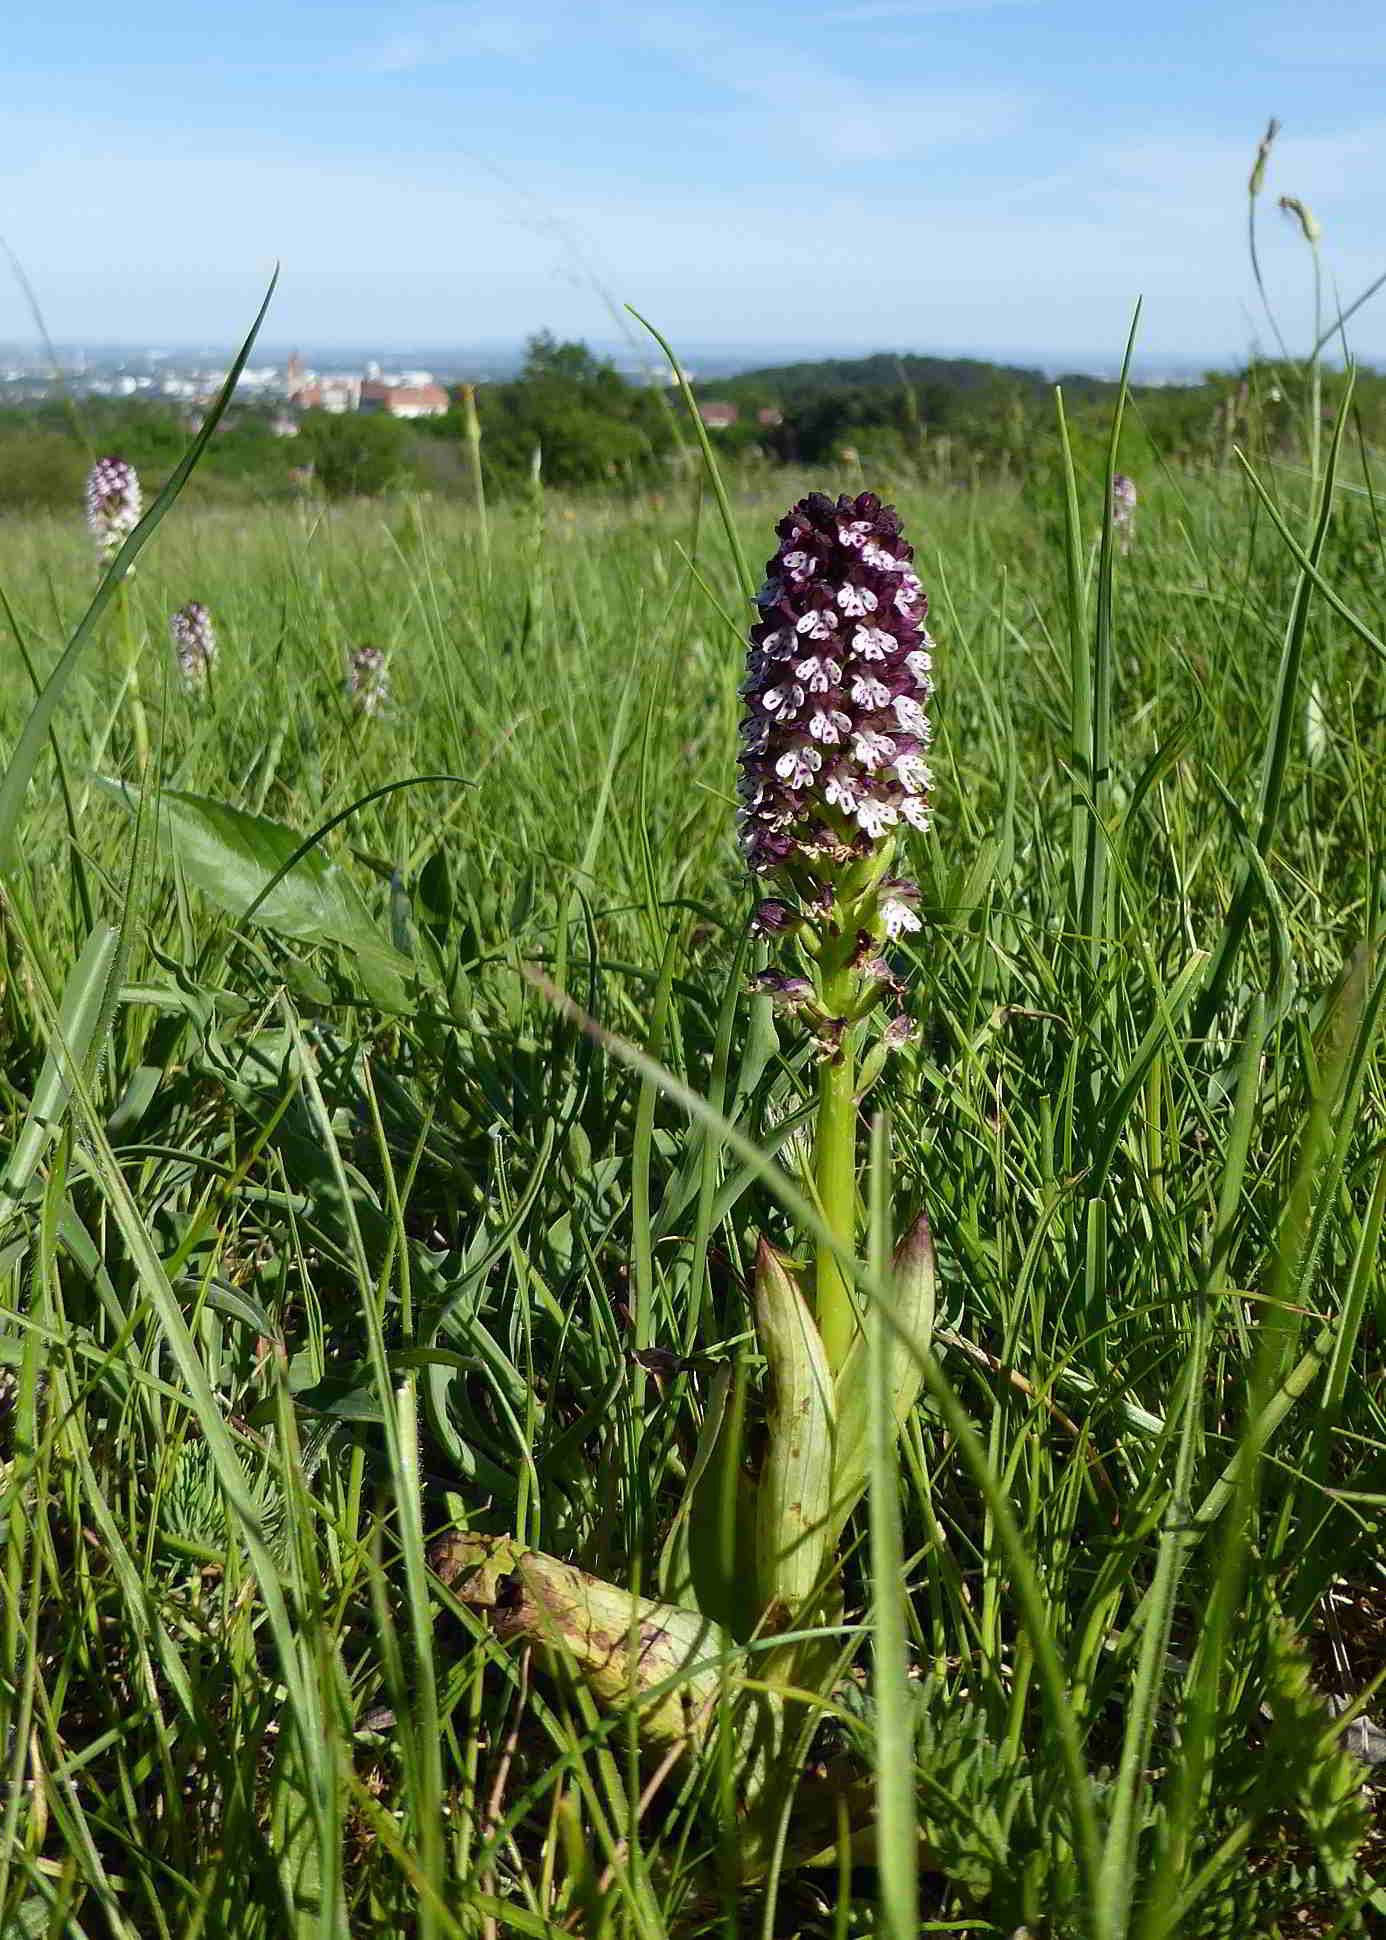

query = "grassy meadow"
(1, 387), (1384, 1940)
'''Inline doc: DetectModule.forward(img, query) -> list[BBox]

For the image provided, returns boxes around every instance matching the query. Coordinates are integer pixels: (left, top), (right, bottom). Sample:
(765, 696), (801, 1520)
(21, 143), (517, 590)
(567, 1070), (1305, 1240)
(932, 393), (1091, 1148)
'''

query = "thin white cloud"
(824, 0), (1034, 20)
(369, 7), (555, 73)
(634, 10), (1024, 165)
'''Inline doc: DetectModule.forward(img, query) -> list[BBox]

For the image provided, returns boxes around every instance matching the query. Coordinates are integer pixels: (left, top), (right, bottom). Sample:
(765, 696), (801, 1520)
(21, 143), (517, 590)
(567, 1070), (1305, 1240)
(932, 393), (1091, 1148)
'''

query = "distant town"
(0, 340), (739, 414)
(0, 337), (1227, 419)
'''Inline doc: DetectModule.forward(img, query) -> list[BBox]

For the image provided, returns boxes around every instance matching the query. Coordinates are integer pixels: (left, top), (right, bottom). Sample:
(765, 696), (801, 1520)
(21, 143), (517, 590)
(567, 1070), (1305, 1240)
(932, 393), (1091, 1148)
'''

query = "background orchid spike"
(170, 601), (217, 688)
(346, 644), (390, 716)
(1111, 473), (1138, 551)
(85, 456), (142, 564)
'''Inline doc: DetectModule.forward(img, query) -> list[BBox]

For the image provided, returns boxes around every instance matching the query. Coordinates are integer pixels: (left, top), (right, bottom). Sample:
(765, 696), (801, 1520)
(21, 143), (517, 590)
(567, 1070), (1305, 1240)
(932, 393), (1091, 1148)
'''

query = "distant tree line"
(1, 332), (1382, 515)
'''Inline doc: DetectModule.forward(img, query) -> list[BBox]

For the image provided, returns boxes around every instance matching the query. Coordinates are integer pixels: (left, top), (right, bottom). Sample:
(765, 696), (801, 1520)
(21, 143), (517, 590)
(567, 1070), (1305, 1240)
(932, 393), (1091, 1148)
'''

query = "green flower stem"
(814, 953), (860, 1376)
(118, 581), (150, 772)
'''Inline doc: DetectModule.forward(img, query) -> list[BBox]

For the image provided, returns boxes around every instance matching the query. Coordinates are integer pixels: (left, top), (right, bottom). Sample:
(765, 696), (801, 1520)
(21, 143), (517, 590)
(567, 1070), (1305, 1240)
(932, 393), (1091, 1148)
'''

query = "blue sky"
(3, 0), (1384, 364)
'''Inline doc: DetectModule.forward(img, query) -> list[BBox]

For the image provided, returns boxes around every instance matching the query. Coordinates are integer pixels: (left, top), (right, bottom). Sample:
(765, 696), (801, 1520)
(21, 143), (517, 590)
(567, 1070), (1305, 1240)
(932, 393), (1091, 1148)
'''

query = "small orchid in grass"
(85, 457), (142, 566)
(86, 459), (150, 765)
(170, 601), (216, 689)
(1111, 473), (1138, 551)
(346, 644), (390, 716)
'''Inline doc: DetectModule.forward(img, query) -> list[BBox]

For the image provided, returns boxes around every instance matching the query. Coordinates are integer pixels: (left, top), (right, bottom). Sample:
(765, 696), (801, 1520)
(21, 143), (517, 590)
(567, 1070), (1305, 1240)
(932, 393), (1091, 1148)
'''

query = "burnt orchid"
(738, 491), (933, 1370)
(85, 457), (142, 566)
(346, 645), (390, 716)
(85, 459), (149, 766)
(418, 488), (939, 1872)
(1111, 473), (1137, 551)
(171, 601), (217, 689)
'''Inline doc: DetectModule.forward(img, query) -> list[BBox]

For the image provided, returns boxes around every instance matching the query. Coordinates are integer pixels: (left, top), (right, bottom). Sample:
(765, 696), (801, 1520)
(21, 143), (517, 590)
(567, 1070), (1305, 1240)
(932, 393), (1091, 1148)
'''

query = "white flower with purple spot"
(825, 771), (861, 814)
(905, 648), (933, 682)
(882, 896), (923, 938)
(796, 608), (839, 640)
(856, 797), (898, 837)
(854, 730), (896, 771)
(809, 707), (852, 745)
(795, 655), (841, 692)
(899, 794), (931, 831)
(761, 683), (804, 721)
(837, 583), (878, 617)
(851, 625), (895, 661)
(851, 673), (891, 709)
(775, 745), (822, 790)
(894, 752), (932, 792)
(893, 695), (928, 733)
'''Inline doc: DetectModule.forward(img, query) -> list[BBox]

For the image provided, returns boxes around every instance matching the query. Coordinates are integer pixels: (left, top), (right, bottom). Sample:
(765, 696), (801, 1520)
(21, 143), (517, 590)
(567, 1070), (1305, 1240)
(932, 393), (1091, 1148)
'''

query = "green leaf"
(752, 1238), (835, 1616)
(97, 782), (412, 1003)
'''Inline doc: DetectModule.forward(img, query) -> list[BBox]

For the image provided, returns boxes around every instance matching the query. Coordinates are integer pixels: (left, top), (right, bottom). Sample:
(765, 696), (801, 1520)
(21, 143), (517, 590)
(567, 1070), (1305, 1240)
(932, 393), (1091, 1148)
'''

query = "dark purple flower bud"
(752, 970), (814, 1009)
(736, 492), (933, 882)
(85, 457), (142, 563)
(751, 899), (798, 936)
(347, 645), (390, 716)
(170, 602), (216, 687)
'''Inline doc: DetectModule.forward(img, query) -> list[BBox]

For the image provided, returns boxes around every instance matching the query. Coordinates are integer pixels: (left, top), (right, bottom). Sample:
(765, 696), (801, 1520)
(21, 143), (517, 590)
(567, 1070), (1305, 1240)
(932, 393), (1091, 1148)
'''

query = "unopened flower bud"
(751, 898), (798, 936)
(85, 457), (142, 564)
(752, 970), (814, 1010)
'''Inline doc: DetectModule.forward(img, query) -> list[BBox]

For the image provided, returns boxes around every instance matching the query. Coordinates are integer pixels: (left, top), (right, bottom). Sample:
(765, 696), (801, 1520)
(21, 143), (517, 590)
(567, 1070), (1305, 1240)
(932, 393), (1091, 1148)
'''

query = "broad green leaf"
(97, 781), (411, 1003)
(752, 1239), (835, 1615)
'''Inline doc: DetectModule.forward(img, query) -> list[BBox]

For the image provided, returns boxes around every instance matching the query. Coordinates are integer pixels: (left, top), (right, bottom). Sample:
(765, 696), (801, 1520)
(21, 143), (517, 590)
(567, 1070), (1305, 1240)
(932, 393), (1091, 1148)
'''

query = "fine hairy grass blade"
(626, 307), (755, 603)
(1192, 374), (1353, 1039)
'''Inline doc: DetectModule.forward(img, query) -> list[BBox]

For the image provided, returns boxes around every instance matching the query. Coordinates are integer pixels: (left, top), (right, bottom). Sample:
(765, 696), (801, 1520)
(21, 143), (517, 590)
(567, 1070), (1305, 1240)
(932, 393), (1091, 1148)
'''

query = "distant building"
(698, 401), (739, 430)
(290, 375), (361, 414)
(359, 379), (450, 419)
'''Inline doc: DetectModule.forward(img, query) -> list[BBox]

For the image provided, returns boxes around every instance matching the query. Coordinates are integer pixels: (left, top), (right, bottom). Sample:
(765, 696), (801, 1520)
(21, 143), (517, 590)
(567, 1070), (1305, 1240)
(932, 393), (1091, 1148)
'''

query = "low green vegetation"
(0, 336), (1383, 1940)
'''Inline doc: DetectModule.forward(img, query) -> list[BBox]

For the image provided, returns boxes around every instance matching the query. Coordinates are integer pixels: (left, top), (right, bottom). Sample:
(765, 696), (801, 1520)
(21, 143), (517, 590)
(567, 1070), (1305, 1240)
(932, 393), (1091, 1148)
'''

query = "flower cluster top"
(736, 491), (933, 881)
(85, 457), (142, 563)
(171, 602), (217, 687)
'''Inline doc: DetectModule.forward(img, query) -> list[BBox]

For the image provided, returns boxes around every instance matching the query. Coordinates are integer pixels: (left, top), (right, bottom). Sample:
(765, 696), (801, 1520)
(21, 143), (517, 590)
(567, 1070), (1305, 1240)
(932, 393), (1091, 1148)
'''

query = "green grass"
(1, 413), (1383, 1939)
